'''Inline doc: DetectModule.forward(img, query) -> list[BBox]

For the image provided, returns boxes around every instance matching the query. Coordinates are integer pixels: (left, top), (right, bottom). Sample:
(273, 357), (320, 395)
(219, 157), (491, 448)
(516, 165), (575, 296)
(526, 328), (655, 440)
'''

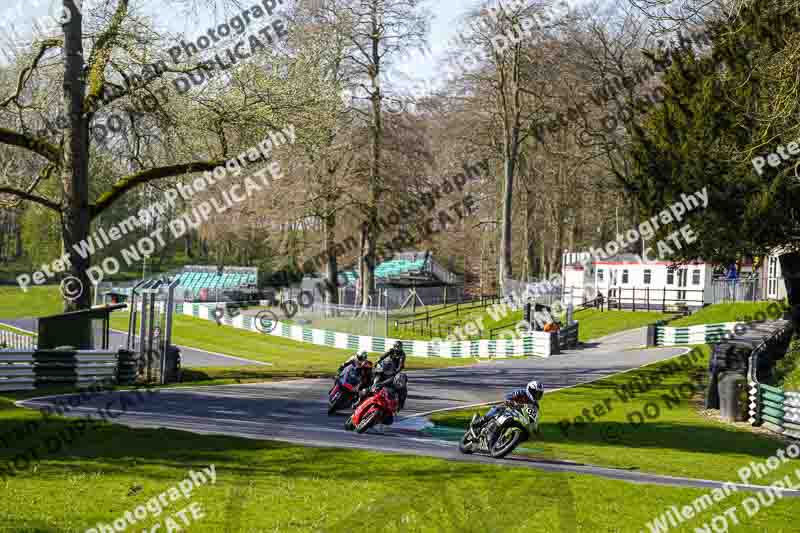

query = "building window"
(622, 269), (629, 284)
(643, 269), (652, 285)
(692, 269), (701, 285)
(667, 268), (675, 285)
(597, 269), (605, 283)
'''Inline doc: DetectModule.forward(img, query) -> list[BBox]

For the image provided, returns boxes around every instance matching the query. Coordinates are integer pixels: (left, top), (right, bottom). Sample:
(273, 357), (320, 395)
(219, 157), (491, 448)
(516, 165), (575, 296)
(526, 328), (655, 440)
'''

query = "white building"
(563, 253), (715, 310)
(759, 251), (789, 301)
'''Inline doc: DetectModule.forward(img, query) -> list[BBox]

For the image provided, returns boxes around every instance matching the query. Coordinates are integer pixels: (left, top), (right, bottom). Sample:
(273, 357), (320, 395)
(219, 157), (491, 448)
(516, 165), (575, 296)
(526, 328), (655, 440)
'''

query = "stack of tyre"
(705, 321), (794, 421)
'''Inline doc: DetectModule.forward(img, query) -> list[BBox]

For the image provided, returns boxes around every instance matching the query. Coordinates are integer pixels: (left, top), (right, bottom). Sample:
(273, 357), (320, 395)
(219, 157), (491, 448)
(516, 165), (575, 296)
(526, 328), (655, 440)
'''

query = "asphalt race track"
(15, 328), (800, 496)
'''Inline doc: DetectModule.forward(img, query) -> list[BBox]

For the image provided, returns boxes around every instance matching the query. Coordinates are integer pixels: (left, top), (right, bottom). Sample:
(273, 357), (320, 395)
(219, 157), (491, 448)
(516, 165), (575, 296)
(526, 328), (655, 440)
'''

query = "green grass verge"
(389, 301), (514, 341)
(776, 337), (800, 391)
(109, 313), (476, 379)
(0, 286), (64, 319)
(0, 393), (797, 532)
(669, 301), (786, 327)
(432, 345), (798, 484)
(570, 309), (672, 342)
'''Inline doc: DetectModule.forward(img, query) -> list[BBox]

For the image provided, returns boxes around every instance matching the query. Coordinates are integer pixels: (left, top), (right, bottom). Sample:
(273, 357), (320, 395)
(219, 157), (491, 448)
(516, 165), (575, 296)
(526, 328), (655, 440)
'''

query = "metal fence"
(708, 278), (762, 303)
(602, 287), (704, 311)
(503, 278), (563, 307)
(289, 301), (389, 338)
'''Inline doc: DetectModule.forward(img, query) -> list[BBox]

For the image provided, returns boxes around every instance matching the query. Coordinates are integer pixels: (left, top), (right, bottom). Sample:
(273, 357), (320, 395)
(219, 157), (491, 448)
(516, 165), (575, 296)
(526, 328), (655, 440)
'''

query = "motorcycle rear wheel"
(355, 410), (380, 434)
(490, 427), (524, 458)
(458, 432), (476, 454)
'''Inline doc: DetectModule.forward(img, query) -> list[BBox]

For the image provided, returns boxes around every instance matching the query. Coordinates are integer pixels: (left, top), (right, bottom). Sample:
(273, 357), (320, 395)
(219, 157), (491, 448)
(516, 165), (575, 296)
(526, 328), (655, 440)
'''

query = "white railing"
(0, 329), (37, 350)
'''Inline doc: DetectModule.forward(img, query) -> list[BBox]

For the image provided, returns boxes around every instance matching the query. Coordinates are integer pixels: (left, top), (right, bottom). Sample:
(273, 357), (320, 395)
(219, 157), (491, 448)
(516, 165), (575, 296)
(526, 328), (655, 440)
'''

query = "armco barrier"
(654, 322), (740, 346)
(0, 348), (120, 392)
(182, 303), (564, 358)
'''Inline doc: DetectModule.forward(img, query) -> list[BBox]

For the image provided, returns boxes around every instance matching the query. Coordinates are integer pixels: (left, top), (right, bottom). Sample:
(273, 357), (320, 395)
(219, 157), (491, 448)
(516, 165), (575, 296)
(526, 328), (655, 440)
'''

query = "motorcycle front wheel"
(355, 410), (380, 434)
(490, 427), (524, 458)
(458, 431), (476, 454)
(328, 393), (342, 416)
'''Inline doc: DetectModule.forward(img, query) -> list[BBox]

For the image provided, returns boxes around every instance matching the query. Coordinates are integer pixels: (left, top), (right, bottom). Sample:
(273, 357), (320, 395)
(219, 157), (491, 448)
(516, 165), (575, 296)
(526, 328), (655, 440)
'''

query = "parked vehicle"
(458, 402), (540, 458)
(344, 381), (401, 433)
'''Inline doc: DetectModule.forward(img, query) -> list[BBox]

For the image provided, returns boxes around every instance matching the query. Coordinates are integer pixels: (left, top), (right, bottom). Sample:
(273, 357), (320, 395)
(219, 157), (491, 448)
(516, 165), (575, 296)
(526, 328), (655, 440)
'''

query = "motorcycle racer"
(471, 380), (543, 446)
(377, 341), (406, 374)
(338, 351), (369, 375)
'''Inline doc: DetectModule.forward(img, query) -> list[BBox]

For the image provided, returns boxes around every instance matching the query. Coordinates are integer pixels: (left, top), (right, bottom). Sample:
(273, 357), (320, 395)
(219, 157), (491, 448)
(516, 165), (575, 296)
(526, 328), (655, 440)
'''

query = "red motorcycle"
(328, 361), (373, 415)
(344, 385), (400, 433)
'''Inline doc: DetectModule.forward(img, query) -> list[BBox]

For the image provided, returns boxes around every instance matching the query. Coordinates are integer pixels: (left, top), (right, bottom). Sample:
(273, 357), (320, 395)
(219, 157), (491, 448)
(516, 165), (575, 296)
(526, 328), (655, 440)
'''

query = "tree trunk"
(61, 0), (91, 312)
(357, 225), (366, 306)
(14, 211), (22, 259)
(499, 146), (516, 289)
(323, 212), (339, 305)
(361, 3), (382, 308)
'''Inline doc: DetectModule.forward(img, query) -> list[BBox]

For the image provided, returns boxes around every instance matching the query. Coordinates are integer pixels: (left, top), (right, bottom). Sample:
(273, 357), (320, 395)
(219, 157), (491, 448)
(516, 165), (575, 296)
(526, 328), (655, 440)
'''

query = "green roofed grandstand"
(102, 265), (258, 303)
(171, 265), (258, 300)
(174, 267), (257, 291)
(340, 251), (461, 287)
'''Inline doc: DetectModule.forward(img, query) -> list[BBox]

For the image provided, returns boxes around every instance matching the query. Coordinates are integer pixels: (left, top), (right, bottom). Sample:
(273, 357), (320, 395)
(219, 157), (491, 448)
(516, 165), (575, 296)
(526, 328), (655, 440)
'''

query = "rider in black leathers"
(371, 341), (407, 408)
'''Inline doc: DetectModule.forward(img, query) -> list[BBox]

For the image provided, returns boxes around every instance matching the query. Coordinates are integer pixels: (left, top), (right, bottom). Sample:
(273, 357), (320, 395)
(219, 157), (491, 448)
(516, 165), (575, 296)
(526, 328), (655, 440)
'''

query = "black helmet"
(393, 373), (407, 389)
(526, 380), (544, 402)
(357, 351), (368, 362)
(393, 341), (403, 351)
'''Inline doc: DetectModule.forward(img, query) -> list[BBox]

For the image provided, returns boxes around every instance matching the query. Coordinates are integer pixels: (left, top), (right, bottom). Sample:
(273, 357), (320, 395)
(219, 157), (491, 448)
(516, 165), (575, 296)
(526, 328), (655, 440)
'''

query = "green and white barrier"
(749, 382), (800, 440)
(655, 322), (741, 346)
(182, 303), (556, 358)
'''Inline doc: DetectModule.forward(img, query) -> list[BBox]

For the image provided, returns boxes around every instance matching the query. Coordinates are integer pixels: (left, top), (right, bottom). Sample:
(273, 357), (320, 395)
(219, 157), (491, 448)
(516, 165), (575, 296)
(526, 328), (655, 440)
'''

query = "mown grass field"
(569, 308), (672, 341)
(432, 344), (800, 486)
(0, 390), (797, 532)
(391, 302), (672, 343)
(0, 286), (64, 319)
(668, 301), (787, 327)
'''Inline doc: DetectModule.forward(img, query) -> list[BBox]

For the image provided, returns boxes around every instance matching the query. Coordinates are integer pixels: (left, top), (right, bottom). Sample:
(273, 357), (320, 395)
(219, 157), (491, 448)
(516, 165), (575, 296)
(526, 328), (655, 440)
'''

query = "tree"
(0, 0), (286, 310)
(456, 0), (566, 290)
(624, 0), (800, 315)
(321, 0), (428, 307)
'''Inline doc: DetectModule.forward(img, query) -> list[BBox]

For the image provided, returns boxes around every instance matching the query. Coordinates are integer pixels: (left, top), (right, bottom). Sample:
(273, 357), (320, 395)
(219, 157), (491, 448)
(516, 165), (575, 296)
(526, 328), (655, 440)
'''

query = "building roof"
(593, 254), (709, 266)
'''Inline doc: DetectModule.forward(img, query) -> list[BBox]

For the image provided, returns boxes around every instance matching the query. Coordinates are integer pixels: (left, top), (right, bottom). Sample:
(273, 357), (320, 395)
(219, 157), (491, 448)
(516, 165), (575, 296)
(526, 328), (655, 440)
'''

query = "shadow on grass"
(0, 403), (529, 488)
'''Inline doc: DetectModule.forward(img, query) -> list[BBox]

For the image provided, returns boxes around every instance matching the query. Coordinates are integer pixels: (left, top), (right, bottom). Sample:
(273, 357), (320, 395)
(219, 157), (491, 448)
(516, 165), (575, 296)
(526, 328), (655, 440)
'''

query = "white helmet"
(526, 380), (544, 402)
